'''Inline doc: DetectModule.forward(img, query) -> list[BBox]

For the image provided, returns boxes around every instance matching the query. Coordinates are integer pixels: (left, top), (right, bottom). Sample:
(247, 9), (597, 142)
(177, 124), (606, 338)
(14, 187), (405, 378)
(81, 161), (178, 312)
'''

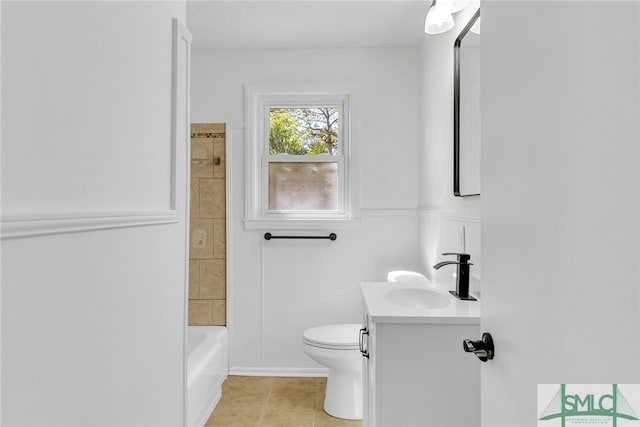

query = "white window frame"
(244, 83), (360, 230)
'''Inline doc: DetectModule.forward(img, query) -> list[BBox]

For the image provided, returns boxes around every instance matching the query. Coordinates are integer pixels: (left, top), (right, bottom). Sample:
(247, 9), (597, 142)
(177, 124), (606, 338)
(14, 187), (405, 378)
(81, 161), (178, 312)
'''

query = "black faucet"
(433, 252), (477, 301)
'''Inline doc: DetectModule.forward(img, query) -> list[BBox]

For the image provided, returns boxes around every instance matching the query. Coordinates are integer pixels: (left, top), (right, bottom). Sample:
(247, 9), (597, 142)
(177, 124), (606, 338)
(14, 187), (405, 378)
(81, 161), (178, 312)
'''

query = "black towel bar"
(264, 232), (337, 241)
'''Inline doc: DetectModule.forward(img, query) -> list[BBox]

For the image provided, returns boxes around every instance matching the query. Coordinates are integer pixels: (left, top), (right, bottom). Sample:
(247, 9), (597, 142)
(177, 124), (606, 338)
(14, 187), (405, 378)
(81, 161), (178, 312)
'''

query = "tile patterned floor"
(206, 376), (362, 427)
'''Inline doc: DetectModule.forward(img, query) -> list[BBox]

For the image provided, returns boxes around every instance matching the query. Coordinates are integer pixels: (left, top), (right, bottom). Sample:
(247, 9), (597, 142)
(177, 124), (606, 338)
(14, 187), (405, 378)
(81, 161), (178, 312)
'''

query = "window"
(267, 106), (341, 212)
(245, 84), (359, 229)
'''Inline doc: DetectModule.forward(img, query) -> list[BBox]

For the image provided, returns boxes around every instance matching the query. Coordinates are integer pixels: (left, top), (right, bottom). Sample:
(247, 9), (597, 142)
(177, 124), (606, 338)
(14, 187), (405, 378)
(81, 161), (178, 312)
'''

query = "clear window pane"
(269, 107), (339, 155)
(268, 162), (338, 211)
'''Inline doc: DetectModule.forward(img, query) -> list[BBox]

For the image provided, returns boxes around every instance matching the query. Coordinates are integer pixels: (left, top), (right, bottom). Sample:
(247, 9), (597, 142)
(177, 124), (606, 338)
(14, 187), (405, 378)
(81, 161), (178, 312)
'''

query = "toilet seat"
(303, 323), (361, 350)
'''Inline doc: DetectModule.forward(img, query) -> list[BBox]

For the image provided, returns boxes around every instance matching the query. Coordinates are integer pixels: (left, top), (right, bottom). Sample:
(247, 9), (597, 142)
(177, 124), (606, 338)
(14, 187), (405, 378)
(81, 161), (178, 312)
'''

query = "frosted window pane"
(268, 162), (338, 211)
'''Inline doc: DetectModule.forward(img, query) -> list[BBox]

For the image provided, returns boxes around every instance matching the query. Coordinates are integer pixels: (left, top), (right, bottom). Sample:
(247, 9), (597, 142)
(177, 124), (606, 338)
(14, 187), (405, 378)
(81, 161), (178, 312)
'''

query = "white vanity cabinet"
(360, 282), (481, 427)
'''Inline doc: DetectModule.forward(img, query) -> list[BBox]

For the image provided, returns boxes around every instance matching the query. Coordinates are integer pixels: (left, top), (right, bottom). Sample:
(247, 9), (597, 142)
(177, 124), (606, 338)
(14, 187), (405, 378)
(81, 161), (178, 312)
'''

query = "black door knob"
(463, 332), (494, 362)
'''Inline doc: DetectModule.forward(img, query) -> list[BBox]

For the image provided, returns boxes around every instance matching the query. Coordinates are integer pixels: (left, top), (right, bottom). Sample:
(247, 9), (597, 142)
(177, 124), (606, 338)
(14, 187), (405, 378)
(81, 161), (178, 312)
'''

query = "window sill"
(243, 217), (362, 231)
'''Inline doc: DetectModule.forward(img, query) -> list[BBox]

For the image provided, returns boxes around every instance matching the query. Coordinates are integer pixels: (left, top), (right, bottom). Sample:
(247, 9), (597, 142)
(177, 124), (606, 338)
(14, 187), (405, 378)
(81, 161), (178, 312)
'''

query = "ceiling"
(186, 1), (428, 49)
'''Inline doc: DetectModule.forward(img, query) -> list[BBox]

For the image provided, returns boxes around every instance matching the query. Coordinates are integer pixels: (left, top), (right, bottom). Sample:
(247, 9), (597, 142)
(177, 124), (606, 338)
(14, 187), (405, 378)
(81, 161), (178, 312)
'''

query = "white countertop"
(360, 281), (481, 324)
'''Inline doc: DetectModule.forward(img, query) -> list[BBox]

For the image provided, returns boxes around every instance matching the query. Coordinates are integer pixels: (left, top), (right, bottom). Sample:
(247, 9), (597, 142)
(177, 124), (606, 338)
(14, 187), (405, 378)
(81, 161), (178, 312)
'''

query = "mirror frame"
(453, 8), (481, 197)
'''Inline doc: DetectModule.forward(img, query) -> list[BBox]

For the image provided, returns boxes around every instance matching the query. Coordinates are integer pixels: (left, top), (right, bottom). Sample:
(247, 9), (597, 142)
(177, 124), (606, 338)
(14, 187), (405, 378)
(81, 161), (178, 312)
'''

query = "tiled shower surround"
(188, 123), (226, 326)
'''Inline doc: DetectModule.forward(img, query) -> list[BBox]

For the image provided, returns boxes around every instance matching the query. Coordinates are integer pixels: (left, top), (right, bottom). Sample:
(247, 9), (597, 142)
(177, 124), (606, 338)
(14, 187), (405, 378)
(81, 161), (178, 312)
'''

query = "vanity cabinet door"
(372, 322), (480, 427)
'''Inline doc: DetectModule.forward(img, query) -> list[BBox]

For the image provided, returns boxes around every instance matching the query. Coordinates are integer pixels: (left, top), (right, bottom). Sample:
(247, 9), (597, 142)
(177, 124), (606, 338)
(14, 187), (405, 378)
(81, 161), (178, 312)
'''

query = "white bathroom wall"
(480, 1), (640, 425)
(418, 2), (482, 284)
(1, 2), (189, 425)
(2, 1), (179, 214)
(192, 47), (420, 210)
(191, 48), (422, 371)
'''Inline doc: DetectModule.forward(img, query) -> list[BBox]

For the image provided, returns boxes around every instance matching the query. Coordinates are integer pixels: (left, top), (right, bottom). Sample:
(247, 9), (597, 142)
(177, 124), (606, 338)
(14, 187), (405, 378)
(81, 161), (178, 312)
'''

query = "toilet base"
(323, 369), (363, 420)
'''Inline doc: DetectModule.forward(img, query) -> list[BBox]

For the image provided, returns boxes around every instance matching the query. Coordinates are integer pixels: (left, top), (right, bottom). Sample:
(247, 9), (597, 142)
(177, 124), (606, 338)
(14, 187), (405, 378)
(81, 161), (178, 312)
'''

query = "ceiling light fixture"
(424, 0), (473, 35)
(424, 0), (454, 35)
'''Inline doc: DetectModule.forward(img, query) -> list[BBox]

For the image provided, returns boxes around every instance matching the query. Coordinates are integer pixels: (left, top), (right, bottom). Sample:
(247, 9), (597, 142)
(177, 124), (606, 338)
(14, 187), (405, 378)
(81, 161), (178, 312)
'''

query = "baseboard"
(229, 367), (329, 377)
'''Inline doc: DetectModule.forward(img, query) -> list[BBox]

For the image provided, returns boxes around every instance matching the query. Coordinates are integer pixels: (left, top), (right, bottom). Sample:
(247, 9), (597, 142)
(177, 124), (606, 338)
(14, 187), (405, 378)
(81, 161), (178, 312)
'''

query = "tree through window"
(269, 107), (339, 155)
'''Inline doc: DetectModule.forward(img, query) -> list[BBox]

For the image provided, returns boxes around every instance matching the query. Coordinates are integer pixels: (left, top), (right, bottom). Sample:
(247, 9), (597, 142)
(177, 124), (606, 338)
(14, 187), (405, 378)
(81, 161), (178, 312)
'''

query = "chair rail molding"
(1, 211), (179, 240)
(418, 209), (481, 224)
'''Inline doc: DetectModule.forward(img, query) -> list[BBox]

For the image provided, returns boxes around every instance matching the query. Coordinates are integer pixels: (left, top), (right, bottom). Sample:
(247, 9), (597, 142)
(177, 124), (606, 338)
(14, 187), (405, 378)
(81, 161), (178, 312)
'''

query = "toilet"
(302, 323), (363, 420)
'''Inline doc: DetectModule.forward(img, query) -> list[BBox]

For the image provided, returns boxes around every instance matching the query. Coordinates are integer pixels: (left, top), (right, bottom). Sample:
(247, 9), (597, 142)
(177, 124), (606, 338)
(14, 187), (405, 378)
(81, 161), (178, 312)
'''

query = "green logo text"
(539, 384), (639, 426)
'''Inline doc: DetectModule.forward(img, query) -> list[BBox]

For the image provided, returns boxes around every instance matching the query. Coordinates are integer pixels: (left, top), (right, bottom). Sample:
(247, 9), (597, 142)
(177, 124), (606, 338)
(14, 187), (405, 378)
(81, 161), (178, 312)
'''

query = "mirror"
(454, 9), (481, 197)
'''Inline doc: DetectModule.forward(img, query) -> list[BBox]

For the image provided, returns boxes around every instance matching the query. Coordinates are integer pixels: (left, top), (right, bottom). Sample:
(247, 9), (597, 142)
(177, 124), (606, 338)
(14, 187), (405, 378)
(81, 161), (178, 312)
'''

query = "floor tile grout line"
(312, 384), (318, 427)
(257, 378), (273, 427)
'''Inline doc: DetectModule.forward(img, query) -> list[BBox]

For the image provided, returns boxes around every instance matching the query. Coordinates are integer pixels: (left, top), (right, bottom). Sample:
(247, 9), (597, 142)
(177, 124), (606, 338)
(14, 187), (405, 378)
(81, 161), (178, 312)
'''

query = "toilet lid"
(303, 323), (361, 350)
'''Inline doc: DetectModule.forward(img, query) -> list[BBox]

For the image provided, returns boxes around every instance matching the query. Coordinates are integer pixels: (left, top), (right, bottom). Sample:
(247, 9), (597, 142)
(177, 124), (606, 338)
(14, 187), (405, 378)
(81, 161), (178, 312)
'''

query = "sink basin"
(384, 288), (452, 310)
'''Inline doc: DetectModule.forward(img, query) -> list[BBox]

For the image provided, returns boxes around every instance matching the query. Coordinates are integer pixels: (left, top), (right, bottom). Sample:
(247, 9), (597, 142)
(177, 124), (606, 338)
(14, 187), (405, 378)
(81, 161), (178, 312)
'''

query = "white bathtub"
(187, 326), (228, 427)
